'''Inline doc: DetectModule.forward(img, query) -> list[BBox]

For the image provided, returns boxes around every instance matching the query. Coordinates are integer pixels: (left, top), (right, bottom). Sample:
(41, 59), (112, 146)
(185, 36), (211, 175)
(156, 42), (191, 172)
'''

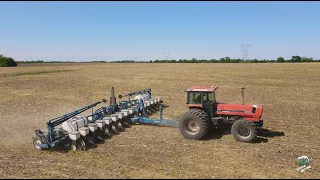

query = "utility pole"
(132, 56), (138, 61)
(241, 43), (251, 62)
(164, 52), (169, 60)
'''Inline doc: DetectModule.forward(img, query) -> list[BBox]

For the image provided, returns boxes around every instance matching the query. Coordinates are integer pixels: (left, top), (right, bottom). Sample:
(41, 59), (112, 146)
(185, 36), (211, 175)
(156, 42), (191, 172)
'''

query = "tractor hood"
(216, 103), (263, 121)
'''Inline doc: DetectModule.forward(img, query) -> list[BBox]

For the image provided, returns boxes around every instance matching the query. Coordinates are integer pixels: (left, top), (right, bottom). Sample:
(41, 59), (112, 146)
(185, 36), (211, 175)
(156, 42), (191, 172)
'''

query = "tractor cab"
(185, 86), (218, 118)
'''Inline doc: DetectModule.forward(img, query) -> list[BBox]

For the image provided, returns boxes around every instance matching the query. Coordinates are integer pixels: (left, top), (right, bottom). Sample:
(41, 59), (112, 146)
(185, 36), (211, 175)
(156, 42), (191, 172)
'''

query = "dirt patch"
(0, 69), (75, 77)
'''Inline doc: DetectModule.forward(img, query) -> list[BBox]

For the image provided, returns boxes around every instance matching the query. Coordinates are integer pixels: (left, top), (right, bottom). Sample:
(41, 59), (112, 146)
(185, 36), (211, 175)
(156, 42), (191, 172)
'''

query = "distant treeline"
(16, 60), (137, 63)
(16, 56), (320, 64)
(16, 60), (86, 63)
(148, 56), (319, 63)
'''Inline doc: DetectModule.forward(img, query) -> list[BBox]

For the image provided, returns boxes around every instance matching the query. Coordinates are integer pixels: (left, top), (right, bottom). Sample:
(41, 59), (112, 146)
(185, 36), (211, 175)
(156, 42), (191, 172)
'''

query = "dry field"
(0, 63), (319, 178)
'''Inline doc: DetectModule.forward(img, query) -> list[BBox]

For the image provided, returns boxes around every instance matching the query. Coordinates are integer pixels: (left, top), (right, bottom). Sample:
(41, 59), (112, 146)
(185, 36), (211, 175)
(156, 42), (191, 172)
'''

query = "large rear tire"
(189, 108), (214, 132)
(231, 119), (257, 143)
(178, 109), (210, 140)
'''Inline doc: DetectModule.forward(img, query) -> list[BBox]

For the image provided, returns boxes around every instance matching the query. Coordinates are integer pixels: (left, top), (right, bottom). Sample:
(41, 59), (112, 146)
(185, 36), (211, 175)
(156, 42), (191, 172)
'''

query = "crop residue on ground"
(0, 63), (319, 178)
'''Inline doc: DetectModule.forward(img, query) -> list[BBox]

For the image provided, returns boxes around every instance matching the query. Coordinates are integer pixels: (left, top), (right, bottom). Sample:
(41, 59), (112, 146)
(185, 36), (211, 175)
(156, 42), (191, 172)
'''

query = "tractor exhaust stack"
(241, 87), (245, 105)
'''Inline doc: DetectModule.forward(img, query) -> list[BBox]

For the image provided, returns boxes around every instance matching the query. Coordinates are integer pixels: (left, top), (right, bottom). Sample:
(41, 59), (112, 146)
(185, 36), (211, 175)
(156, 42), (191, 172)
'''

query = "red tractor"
(178, 86), (264, 143)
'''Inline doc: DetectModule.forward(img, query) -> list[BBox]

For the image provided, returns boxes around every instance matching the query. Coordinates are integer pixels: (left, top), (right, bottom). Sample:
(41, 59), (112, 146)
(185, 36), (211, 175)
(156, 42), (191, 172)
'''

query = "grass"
(0, 63), (319, 178)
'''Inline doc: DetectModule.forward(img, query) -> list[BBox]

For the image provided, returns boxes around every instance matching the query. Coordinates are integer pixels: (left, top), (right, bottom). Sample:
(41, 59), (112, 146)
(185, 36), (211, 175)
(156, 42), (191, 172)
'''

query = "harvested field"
(0, 63), (319, 178)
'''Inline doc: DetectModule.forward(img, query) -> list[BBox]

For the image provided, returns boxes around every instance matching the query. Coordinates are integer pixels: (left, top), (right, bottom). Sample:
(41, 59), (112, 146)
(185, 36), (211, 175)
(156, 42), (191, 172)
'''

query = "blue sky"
(0, 1), (319, 61)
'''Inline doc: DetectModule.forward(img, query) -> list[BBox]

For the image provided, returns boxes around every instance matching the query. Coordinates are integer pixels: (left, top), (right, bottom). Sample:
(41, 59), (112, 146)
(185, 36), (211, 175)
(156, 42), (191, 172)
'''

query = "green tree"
(277, 57), (285, 63)
(191, 58), (197, 63)
(0, 54), (17, 67)
(225, 57), (231, 63)
(301, 56), (313, 62)
(291, 56), (301, 62)
(252, 59), (259, 63)
(210, 59), (217, 63)
(235, 58), (242, 63)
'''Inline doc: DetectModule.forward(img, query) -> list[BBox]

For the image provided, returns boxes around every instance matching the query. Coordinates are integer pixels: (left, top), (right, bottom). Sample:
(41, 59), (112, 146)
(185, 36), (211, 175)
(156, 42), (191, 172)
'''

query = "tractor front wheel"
(231, 119), (257, 143)
(178, 109), (209, 140)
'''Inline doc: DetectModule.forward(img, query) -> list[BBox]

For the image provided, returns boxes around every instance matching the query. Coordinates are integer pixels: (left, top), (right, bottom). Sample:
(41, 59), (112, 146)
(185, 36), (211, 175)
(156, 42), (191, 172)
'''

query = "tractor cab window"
(187, 92), (202, 104)
(203, 92), (216, 103)
(187, 92), (216, 104)
(202, 93), (208, 102)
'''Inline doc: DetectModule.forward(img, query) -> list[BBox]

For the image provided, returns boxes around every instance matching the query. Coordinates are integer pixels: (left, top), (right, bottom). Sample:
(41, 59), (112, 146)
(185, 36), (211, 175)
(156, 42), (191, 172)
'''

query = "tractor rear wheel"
(231, 119), (257, 143)
(189, 108), (214, 132)
(188, 108), (214, 133)
(178, 109), (209, 140)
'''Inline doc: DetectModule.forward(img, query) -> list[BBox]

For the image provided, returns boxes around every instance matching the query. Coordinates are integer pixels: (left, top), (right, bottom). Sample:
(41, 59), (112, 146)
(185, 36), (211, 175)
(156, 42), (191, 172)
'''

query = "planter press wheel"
(71, 139), (87, 151)
(33, 137), (45, 151)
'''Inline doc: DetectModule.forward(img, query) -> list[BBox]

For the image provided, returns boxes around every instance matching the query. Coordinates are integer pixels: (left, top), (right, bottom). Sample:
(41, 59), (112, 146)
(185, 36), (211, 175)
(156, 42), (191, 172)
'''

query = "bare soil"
(0, 63), (319, 178)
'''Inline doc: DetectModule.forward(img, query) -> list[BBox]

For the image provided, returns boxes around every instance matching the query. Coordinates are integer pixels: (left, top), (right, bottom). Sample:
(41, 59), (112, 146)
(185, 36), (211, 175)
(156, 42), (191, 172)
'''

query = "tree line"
(16, 60), (137, 63)
(1, 54), (319, 67)
(18, 56), (320, 64)
(114, 56), (319, 63)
